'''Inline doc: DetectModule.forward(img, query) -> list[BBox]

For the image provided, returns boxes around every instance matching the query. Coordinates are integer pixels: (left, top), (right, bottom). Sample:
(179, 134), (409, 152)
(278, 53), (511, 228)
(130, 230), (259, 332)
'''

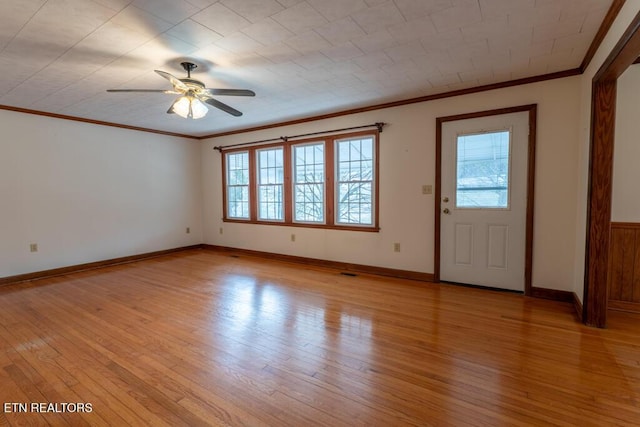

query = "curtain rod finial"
(375, 122), (386, 133)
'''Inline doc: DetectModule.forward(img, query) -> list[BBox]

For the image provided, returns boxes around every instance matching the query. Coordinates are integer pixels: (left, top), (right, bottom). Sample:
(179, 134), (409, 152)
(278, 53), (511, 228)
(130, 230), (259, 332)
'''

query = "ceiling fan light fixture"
(108, 61), (253, 119)
(172, 95), (208, 119)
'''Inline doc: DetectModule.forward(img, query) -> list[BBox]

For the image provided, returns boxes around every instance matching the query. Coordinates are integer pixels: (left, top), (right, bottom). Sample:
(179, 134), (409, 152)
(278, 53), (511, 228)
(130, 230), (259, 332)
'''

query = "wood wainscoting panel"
(609, 222), (640, 312)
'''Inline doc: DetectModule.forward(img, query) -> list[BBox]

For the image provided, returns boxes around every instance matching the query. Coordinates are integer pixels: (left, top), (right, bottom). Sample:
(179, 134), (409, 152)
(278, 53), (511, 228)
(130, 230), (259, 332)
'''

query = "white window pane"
(227, 185), (249, 219)
(338, 184), (372, 224)
(227, 152), (249, 185)
(361, 138), (373, 159)
(456, 131), (510, 209)
(259, 185), (283, 220)
(294, 184), (324, 222)
(314, 164), (324, 181)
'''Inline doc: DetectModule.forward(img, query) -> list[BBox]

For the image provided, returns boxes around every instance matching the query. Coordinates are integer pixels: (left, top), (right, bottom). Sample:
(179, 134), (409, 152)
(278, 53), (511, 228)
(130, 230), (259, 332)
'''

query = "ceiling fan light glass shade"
(172, 96), (208, 119)
(190, 97), (208, 119)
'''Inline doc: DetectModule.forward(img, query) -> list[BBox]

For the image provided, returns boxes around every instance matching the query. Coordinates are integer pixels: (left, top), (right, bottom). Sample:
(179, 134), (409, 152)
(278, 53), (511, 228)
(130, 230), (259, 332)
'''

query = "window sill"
(222, 218), (380, 232)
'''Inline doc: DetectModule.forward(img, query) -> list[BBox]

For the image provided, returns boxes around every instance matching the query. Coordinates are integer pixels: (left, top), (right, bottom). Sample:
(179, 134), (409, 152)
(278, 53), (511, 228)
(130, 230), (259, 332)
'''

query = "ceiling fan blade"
(154, 70), (189, 92)
(204, 88), (255, 97)
(204, 97), (243, 117)
(107, 89), (176, 93)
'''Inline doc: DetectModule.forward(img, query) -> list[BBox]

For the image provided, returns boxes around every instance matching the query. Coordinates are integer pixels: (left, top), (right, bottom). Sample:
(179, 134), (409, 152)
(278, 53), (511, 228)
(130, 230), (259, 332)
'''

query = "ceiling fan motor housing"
(180, 78), (205, 89)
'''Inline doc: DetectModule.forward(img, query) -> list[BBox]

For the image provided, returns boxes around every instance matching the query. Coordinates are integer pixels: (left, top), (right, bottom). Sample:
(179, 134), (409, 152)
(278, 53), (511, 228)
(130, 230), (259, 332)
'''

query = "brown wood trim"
(221, 218), (380, 232)
(283, 145), (293, 223)
(0, 245), (204, 287)
(202, 244), (434, 282)
(525, 107), (538, 298)
(202, 70), (579, 140)
(580, 0), (627, 72)
(585, 80), (617, 328)
(434, 118), (443, 282)
(222, 149), (252, 220)
(374, 130), (381, 230)
(249, 147), (258, 221)
(608, 299), (640, 312)
(611, 221), (640, 229)
(436, 104), (538, 123)
(2, 68), (581, 141)
(0, 105), (198, 139)
(584, 11), (640, 328)
(596, 15), (640, 82)
(634, 56), (640, 64)
(221, 151), (229, 220)
(530, 287), (574, 302)
(574, 293), (584, 321)
(434, 104), (537, 297)
(325, 140), (336, 227)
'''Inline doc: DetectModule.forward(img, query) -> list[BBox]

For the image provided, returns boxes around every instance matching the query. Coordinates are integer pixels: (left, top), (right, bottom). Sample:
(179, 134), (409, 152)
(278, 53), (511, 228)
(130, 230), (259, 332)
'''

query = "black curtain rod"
(213, 122), (386, 152)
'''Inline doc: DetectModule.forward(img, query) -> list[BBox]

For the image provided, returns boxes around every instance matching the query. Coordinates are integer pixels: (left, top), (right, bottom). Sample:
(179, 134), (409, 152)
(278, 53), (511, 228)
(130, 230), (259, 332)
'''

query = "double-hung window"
(222, 131), (378, 231)
(336, 136), (375, 226)
(257, 147), (284, 221)
(225, 151), (250, 219)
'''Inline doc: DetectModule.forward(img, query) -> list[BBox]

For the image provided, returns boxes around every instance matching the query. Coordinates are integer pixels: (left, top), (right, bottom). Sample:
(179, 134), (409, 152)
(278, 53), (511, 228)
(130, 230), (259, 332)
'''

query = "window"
(222, 131), (379, 231)
(456, 130), (510, 208)
(225, 151), (249, 219)
(293, 143), (324, 223)
(336, 136), (374, 225)
(257, 147), (284, 221)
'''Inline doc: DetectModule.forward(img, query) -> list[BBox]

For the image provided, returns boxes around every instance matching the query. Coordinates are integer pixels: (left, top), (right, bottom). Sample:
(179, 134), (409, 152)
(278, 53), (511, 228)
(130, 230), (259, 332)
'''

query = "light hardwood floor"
(1, 248), (639, 426)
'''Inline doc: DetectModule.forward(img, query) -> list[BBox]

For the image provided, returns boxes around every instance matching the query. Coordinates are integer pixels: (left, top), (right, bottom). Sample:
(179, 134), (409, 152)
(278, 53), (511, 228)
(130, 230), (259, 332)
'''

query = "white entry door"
(440, 111), (529, 291)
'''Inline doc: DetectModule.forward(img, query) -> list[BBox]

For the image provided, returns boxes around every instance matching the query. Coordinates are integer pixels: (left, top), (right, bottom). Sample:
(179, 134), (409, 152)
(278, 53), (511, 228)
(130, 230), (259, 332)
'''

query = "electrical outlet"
(30, 243), (38, 253)
(393, 242), (400, 252)
(186, 227), (190, 234)
(291, 234), (296, 242)
(422, 185), (432, 195)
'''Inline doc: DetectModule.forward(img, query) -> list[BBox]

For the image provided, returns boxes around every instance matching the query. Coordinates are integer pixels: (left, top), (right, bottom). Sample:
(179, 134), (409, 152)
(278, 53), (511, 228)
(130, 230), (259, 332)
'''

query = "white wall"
(0, 110), (203, 277)
(203, 76), (581, 291)
(573, 1), (640, 302)
(613, 64), (640, 222)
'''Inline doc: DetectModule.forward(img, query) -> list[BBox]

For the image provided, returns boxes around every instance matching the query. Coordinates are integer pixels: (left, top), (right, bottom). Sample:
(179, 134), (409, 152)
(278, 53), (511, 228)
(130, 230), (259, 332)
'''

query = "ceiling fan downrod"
(180, 61), (197, 78)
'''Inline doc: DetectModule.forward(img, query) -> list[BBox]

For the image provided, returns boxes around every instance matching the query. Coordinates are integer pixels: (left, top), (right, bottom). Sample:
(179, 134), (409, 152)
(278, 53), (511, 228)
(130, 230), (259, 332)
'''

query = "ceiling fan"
(107, 61), (255, 119)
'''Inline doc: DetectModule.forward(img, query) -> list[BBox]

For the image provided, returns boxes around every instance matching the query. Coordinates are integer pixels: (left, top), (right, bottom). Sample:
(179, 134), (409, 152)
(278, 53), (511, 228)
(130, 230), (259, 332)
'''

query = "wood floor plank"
(1, 248), (640, 426)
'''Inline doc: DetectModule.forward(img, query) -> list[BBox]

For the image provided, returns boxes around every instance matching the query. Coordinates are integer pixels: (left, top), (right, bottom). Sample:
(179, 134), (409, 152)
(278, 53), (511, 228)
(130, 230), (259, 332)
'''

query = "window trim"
(334, 134), (377, 227)
(221, 130), (380, 232)
(223, 150), (251, 220)
(256, 146), (285, 222)
(292, 141), (326, 225)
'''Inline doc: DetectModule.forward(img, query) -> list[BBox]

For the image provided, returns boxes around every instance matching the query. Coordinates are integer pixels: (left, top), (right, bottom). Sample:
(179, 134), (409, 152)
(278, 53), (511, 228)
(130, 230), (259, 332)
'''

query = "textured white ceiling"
(0, 0), (613, 136)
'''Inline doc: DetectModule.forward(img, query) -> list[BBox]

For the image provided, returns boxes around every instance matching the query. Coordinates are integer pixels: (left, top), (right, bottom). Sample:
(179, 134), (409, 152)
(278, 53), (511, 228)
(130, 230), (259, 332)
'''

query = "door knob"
(443, 208), (451, 214)
(443, 197), (449, 203)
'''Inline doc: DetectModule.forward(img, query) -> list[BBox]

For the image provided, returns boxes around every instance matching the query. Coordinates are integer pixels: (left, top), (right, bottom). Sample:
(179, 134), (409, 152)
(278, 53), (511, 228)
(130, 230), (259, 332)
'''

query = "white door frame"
(434, 104), (537, 296)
